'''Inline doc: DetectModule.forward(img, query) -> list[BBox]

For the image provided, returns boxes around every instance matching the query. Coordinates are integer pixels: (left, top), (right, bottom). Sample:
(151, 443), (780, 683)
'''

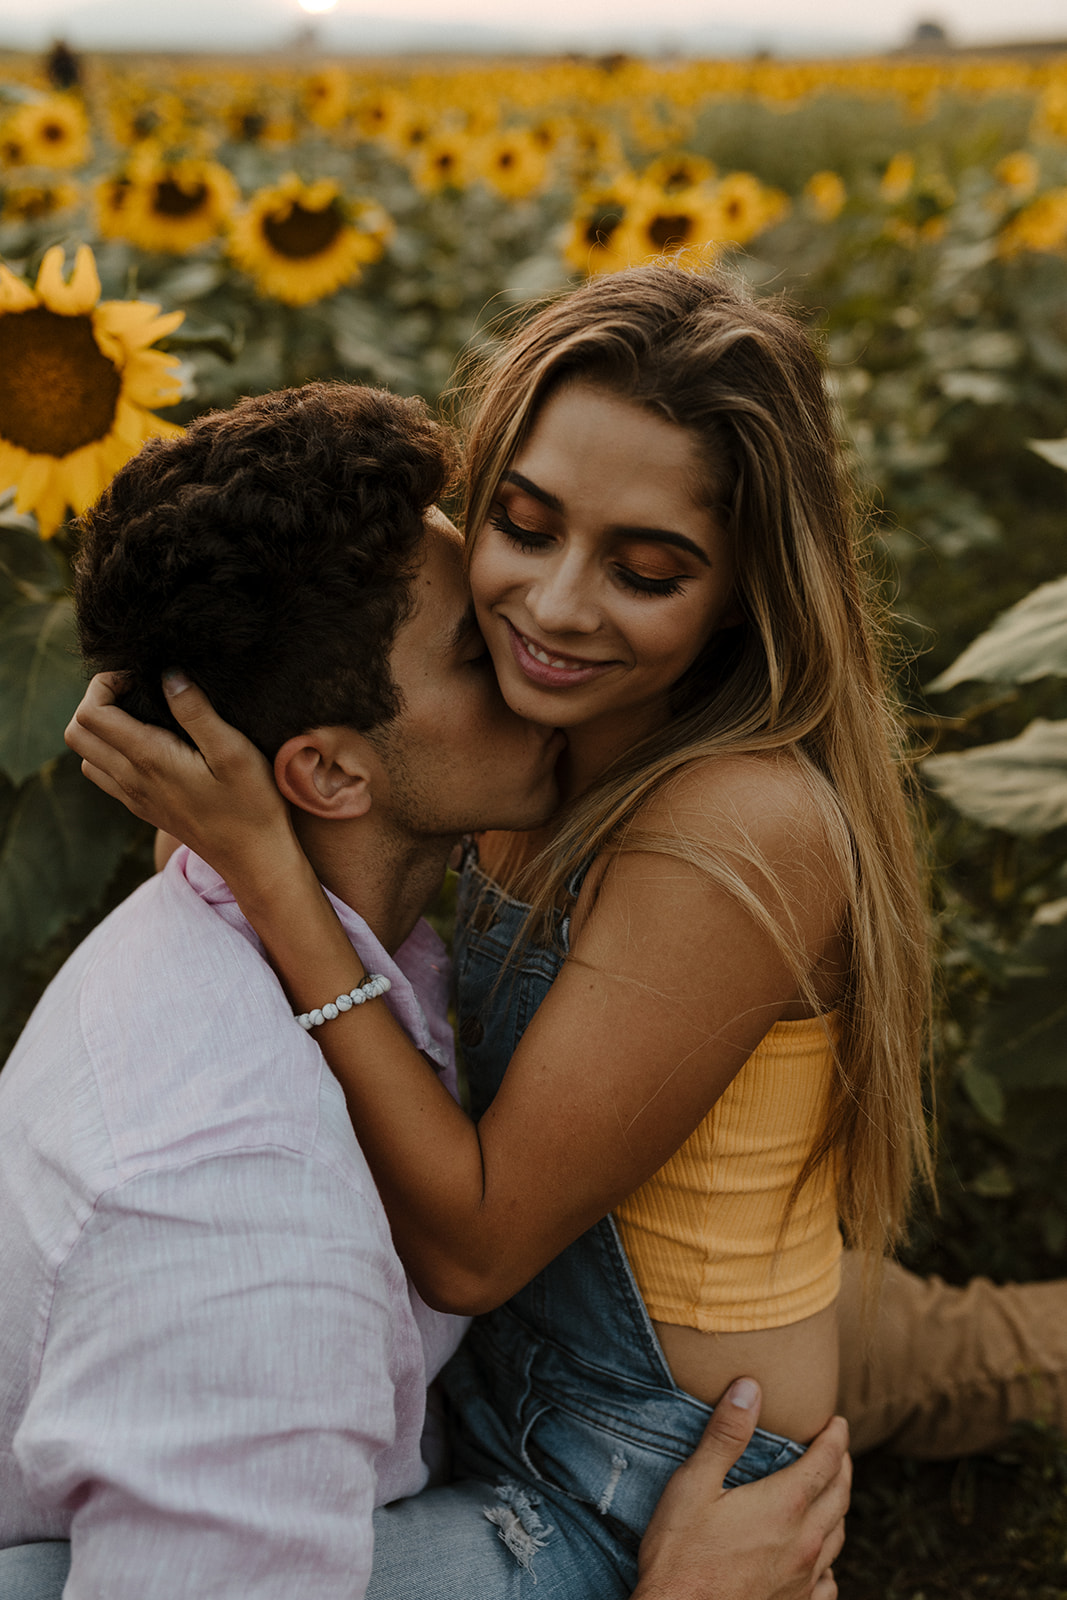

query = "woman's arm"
(67, 674), (845, 1317)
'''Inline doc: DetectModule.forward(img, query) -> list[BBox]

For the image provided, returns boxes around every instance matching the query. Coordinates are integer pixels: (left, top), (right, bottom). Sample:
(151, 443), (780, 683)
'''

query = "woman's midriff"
(651, 1302), (839, 1444)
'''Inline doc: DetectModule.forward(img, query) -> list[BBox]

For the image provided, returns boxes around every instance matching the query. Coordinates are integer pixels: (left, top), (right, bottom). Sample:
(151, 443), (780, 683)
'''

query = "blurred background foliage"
(1, 44), (1067, 1290)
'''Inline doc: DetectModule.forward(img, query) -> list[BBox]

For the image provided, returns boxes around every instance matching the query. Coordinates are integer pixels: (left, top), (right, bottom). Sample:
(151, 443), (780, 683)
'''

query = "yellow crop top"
(613, 1015), (842, 1334)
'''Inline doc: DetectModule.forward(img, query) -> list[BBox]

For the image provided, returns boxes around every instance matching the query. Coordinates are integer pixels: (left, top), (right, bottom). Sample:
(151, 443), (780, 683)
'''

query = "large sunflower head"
(228, 175), (392, 307)
(0, 245), (184, 539)
(1, 95), (91, 171)
(107, 152), (239, 254)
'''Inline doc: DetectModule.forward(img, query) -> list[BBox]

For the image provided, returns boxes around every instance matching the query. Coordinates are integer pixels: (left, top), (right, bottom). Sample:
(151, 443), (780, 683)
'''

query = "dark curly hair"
(75, 382), (460, 755)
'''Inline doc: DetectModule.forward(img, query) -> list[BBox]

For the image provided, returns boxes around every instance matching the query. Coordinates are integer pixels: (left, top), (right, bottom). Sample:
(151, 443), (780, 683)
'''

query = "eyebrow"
(501, 470), (712, 567)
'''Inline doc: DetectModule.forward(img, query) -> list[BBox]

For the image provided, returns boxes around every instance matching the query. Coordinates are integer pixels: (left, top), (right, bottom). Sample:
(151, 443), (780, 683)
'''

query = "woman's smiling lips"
(504, 618), (616, 690)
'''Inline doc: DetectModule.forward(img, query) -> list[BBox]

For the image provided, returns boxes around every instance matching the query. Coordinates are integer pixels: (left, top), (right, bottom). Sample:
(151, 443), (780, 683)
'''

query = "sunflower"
(411, 134), (473, 195)
(997, 189), (1067, 258)
(352, 88), (413, 149)
(617, 184), (720, 261)
(301, 66), (350, 132)
(562, 178), (640, 275)
(476, 130), (549, 200)
(228, 176), (392, 307)
(2, 180), (80, 222)
(0, 245), (183, 539)
(879, 153), (915, 204)
(804, 170), (847, 222)
(642, 152), (715, 195)
(711, 172), (789, 245)
(111, 153), (239, 254)
(1, 95), (90, 170)
(993, 151), (1039, 201)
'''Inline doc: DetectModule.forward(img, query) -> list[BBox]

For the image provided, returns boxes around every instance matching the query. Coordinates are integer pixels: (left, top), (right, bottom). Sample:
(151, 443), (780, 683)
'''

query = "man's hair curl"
(75, 382), (460, 755)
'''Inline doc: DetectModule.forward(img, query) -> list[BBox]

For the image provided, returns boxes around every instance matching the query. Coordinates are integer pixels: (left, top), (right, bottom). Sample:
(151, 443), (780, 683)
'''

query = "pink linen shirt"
(0, 848), (467, 1598)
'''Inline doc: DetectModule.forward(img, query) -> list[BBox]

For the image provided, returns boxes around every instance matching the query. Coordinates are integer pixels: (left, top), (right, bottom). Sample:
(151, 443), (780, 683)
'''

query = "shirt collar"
(178, 848), (454, 1079)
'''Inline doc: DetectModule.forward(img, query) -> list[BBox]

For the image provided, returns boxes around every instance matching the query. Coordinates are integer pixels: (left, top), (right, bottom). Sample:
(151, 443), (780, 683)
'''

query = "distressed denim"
(364, 849), (805, 1597)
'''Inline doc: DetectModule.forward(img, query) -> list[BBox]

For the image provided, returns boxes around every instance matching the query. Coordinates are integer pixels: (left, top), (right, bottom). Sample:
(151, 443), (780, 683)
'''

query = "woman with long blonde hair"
(68, 264), (931, 1595)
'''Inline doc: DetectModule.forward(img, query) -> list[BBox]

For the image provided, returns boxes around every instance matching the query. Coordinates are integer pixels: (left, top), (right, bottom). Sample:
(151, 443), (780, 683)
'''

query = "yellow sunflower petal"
(59, 444), (112, 514)
(35, 244), (101, 316)
(29, 479), (71, 540)
(0, 265), (37, 313)
(120, 350), (183, 408)
(109, 397), (154, 451)
(0, 440), (30, 492)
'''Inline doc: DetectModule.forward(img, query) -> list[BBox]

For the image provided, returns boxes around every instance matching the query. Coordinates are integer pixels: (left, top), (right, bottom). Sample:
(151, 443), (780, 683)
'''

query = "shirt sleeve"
(14, 1149), (417, 1600)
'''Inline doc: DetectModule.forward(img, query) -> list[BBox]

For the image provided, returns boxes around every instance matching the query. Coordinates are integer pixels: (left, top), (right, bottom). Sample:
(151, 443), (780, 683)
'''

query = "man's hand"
(633, 1379), (850, 1600)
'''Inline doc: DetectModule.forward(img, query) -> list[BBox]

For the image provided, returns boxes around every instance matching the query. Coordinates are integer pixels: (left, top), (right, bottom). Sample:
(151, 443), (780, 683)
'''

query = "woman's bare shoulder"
(629, 749), (849, 887)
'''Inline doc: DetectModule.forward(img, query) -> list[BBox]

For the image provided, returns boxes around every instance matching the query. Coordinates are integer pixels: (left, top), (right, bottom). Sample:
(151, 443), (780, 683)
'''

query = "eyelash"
(488, 508), (687, 600)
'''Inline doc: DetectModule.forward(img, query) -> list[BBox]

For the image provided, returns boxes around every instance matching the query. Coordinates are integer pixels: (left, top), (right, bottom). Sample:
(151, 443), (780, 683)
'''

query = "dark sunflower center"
(43, 121), (67, 143)
(647, 212), (694, 250)
(153, 179), (210, 218)
(497, 151), (516, 170)
(0, 308), (121, 457)
(263, 199), (343, 259)
(584, 205), (624, 248)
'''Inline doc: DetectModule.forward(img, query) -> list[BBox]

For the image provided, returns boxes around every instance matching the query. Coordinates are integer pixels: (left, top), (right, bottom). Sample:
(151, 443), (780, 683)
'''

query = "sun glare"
(297, 0), (339, 13)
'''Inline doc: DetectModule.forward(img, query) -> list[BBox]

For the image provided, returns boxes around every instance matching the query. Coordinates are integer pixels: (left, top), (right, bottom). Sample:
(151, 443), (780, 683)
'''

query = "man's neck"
(293, 811), (456, 955)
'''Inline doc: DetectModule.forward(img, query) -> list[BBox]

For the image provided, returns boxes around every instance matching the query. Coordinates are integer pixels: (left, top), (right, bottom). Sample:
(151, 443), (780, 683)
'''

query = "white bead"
(336, 993), (354, 1012)
(297, 1014), (312, 1030)
(322, 1002), (339, 1021)
(309, 1009), (326, 1027)
(350, 988), (366, 1005)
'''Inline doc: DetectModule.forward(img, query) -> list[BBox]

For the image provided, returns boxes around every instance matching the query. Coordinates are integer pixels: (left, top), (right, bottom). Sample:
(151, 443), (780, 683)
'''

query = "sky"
(0, 0), (1065, 55)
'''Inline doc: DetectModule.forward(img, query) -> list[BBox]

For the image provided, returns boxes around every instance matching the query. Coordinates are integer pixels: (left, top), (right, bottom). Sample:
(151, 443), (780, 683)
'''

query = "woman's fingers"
(160, 670), (255, 777)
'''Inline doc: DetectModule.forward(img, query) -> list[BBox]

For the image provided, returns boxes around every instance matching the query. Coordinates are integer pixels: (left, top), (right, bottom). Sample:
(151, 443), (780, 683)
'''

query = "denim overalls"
(368, 847), (805, 1597)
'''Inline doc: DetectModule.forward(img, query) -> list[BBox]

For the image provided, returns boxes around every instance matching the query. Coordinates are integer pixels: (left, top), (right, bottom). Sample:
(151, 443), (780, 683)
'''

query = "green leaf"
(0, 754), (137, 969)
(922, 719), (1067, 835)
(0, 512), (68, 599)
(0, 595), (84, 783)
(959, 1059), (1005, 1124)
(164, 322), (243, 364)
(970, 903), (1067, 1093)
(928, 575), (1067, 691)
(1029, 438), (1067, 474)
(969, 1162), (1015, 1198)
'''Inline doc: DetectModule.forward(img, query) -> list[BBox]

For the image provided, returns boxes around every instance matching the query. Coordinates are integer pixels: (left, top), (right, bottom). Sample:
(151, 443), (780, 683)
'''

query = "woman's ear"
(273, 729), (377, 820)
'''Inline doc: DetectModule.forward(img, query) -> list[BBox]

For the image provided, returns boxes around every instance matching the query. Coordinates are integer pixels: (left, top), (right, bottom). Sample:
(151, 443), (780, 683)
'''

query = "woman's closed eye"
(489, 505), (552, 553)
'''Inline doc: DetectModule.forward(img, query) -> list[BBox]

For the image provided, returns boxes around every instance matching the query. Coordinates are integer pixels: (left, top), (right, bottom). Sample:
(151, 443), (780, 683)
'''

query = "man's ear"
(273, 728), (378, 820)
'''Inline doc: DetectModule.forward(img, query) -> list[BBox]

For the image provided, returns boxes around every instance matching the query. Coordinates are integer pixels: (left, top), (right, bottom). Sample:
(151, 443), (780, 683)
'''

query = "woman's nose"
(524, 553), (600, 636)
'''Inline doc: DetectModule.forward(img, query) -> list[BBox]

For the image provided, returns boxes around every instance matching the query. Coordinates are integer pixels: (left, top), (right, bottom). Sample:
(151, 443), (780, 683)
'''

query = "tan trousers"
(837, 1252), (1067, 1458)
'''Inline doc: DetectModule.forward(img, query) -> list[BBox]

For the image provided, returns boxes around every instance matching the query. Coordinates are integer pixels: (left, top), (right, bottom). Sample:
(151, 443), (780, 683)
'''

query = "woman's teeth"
(521, 632), (585, 670)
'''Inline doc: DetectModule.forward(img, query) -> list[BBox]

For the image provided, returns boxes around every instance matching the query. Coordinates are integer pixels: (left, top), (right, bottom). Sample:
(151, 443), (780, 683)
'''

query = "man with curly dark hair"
(0, 383), (850, 1600)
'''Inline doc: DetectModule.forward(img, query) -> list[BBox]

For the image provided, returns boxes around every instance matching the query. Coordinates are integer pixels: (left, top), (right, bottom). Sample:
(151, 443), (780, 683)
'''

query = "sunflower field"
(2, 43), (1067, 1591)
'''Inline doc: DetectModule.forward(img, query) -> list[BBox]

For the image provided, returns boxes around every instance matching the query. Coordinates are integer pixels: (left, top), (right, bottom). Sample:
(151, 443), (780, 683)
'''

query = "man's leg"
(0, 1543), (71, 1599)
(838, 1251), (1067, 1457)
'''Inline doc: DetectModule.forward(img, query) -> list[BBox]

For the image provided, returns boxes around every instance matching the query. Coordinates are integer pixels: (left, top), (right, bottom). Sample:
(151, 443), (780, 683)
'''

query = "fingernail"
(162, 668), (191, 695)
(726, 1378), (759, 1410)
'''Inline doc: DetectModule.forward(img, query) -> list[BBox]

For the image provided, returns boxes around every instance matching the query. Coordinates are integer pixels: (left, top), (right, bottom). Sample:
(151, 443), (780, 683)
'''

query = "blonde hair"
(459, 263), (932, 1261)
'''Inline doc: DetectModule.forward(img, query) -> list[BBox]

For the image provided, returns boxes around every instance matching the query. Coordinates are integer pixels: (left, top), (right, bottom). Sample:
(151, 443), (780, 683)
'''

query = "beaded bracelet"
(296, 973), (392, 1030)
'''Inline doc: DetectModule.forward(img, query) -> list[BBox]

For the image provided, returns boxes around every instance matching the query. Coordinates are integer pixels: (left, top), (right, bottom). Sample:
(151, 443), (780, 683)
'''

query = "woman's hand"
(64, 671), (300, 892)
